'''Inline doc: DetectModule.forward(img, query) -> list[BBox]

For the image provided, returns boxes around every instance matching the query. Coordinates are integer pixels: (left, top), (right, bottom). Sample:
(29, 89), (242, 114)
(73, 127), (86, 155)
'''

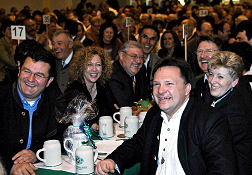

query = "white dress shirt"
(62, 51), (73, 68)
(155, 99), (189, 175)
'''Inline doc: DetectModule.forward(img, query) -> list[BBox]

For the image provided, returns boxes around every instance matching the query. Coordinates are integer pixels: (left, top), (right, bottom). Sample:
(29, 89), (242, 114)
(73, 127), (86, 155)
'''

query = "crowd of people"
(0, 0), (251, 174)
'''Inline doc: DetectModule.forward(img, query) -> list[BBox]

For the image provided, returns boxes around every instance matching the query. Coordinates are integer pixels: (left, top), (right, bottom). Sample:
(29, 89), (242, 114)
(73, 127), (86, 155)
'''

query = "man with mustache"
(23, 17), (49, 49)
(23, 17), (37, 41)
(108, 41), (151, 107)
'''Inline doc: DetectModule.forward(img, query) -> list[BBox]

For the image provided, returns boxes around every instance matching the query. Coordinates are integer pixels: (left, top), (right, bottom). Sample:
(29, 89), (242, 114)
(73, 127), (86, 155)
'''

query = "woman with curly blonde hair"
(58, 46), (117, 127)
(69, 46), (112, 88)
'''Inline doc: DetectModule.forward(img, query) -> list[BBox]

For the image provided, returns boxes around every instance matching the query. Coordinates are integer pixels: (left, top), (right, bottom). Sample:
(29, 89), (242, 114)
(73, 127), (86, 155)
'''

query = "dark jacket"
(194, 77), (252, 175)
(107, 97), (237, 175)
(56, 80), (117, 124)
(108, 60), (151, 107)
(210, 86), (252, 175)
(0, 82), (59, 173)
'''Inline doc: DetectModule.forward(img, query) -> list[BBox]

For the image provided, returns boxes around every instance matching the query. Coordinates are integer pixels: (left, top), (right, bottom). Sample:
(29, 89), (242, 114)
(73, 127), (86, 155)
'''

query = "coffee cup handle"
(36, 148), (45, 162)
(63, 138), (73, 155)
(113, 112), (120, 124)
(93, 149), (98, 162)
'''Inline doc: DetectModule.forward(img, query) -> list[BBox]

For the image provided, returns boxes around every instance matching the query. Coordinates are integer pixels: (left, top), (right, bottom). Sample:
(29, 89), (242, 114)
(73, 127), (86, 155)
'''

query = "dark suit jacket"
(107, 97), (237, 175)
(108, 60), (151, 107)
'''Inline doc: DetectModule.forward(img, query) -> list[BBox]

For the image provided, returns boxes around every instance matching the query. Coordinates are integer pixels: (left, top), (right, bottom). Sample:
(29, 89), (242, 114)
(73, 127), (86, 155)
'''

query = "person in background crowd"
(193, 36), (221, 102)
(0, 19), (17, 82)
(228, 41), (252, 89)
(82, 14), (92, 31)
(98, 22), (122, 61)
(108, 41), (150, 107)
(76, 21), (93, 47)
(139, 13), (152, 29)
(236, 20), (252, 46)
(32, 10), (43, 34)
(216, 21), (231, 49)
(116, 17), (137, 43)
(52, 29), (84, 93)
(194, 36), (221, 78)
(23, 16), (52, 50)
(177, 19), (197, 45)
(23, 17), (37, 40)
(158, 30), (184, 59)
(138, 25), (160, 89)
(187, 20), (213, 75)
(86, 16), (103, 46)
(96, 58), (237, 175)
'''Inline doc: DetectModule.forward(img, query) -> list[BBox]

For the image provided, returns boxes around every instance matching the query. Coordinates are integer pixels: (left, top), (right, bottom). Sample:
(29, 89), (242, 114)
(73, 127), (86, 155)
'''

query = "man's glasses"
(196, 49), (218, 55)
(123, 52), (145, 60)
(21, 68), (49, 81)
(141, 34), (157, 42)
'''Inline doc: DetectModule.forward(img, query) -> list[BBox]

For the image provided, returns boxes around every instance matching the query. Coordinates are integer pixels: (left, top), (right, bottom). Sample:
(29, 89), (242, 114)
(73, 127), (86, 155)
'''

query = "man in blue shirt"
(0, 41), (59, 175)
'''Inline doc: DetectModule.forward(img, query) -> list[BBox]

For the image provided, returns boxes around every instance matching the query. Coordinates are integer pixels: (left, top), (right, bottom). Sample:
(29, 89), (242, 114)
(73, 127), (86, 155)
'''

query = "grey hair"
(52, 29), (73, 42)
(119, 40), (143, 54)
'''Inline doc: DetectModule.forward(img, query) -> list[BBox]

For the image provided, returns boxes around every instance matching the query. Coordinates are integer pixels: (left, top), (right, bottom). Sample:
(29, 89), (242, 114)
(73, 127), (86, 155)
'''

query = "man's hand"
(95, 159), (116, 175)
(12, 149), (36, 164)
(11, 163), (37, 175)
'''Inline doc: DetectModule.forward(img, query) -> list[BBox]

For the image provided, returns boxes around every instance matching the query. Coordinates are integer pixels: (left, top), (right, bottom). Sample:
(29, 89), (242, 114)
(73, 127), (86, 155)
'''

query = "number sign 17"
(11, 26), (26, 40)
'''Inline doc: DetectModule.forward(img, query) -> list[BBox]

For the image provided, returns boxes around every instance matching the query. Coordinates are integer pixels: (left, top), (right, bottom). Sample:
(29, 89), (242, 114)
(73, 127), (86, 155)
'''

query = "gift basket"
(56, 95), (98, 164)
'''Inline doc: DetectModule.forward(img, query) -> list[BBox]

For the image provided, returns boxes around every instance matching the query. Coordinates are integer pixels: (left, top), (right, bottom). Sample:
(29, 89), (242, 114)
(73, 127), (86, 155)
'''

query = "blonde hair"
(208, 51), (244, 80)
(69, 46), (112, 85)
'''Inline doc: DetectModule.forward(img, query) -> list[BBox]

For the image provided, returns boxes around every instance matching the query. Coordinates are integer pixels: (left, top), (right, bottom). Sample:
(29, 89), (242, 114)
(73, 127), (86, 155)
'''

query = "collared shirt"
(155, 99), (189, 175)
(17, 86), (41, 149)
(144, 54), (151, 68)
(62, 51), (73, 68)
(203, 73), (208, 83)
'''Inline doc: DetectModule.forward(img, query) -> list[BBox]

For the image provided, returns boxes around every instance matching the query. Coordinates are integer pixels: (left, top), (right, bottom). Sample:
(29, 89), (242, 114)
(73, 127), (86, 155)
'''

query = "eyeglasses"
(123, 52), (145, 60)
(21, 68), (49, 81)
(141, 34), (157, 42)
(196, 49), (218, 55)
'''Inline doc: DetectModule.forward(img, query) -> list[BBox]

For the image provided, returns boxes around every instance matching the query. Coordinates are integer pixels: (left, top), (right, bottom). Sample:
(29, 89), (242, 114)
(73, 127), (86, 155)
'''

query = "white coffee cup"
(75, 145), (98, 174)
(139, 111), (147, 128)
(113, 107), (132, 127)
(63, 133), (88, 164)
(99, 116), (113, 138)
(124, 115), (139, 138)
(36, 140), (62, 167)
